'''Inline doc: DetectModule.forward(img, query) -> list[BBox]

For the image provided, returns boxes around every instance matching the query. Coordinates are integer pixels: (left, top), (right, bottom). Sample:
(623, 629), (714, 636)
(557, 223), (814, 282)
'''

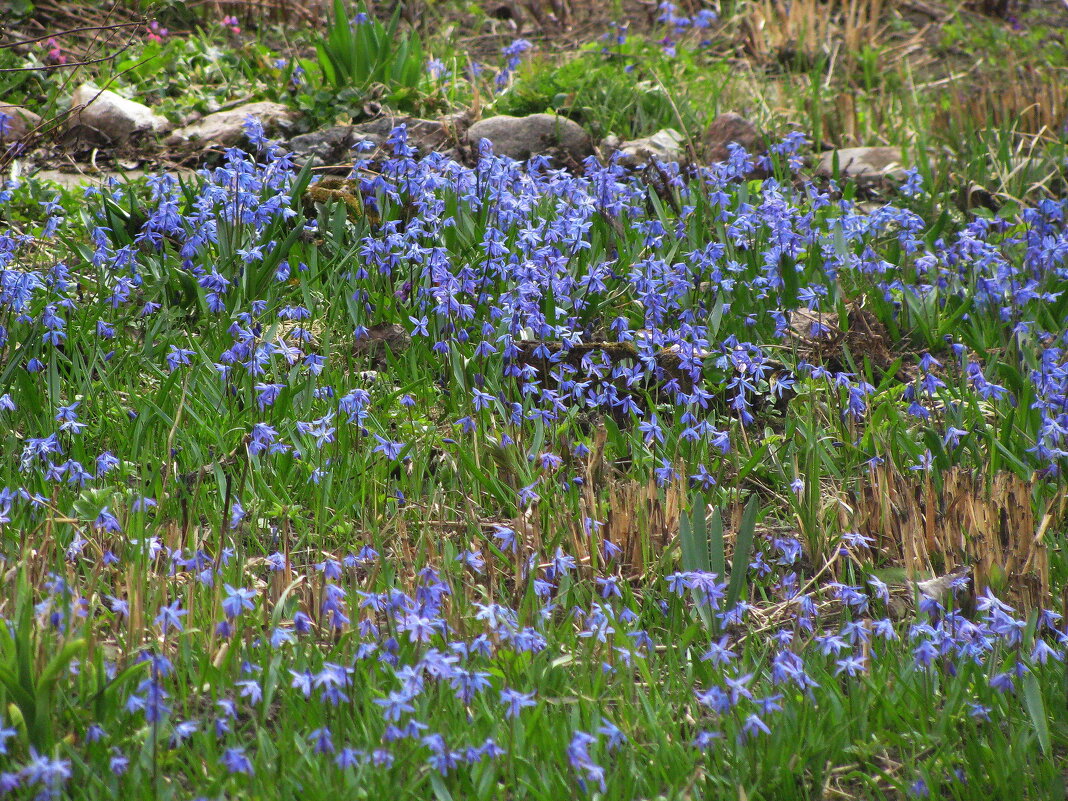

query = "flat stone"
(353, 323), (411, 363)
(288, 115), (459, 168)
(466, 113), (592, 164)
(68, 84), (169, 143)
(166, 101), (300, 149)
(34, 167), (195, 189)
(705, 113), (760, 163)
(0, 105), (42, 142)
(608, 128), (687, 168)
(817, 147), (906, 183)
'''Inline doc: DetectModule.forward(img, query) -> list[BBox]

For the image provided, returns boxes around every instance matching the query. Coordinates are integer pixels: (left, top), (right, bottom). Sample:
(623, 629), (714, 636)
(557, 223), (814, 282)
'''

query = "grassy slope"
(0, 2), (1066, 799)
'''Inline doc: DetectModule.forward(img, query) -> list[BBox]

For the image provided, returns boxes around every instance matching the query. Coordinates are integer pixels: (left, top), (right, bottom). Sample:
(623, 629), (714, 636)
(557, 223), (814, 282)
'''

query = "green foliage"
(1022, 670), (1052, 758)
(495, 44), (714, 139)
(0, 576), (85, 750)
(726, 497), (759, 613)
(314, 0), (425, 103)
(939, 12), (1066, 68)
(679, 495), (759, 630)
(0, 47), (60, 113)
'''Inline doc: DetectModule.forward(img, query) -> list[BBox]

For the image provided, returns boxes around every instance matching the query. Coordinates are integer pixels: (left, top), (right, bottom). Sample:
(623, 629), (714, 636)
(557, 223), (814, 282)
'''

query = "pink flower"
(45, 38), (66, 65)
(146, 21), (169, 43)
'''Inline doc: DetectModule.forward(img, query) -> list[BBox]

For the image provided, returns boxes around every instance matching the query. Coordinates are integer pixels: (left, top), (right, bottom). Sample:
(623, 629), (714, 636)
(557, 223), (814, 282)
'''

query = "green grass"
(0, 2), (1067, 799)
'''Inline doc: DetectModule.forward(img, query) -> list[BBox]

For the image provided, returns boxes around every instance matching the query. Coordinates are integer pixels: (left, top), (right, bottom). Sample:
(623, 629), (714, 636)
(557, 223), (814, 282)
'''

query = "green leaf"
(453, 443), (515, 513)
(678, 501), (697, 572)
(0, 665), (35, 716)
(90, 659), (149, 715)
(692, 496), (708, 573)
(678, 497), (713, 630)
(708, 507), (725, 579)
(430, 772), (455, 801)
(1022, 671), (1051, 758)
(37, 638), (86, 693)
(726, 496), (759, 612)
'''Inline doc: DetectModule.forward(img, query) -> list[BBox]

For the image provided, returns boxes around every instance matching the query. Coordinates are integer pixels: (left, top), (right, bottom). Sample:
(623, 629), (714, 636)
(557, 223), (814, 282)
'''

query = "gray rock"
(705, 113), (760, 163)
(287, 126), (355, 168)
(351, 115), (456, 154)
(607, 128), (687, 168)
(353, 323), (411, 365)
(289, 115), (459, 169)
(0, 105), (42, 142)
(914, 566), (972, 601)
(68, 84), (168, 142)
(34, 167), (195, 190)
(466, 113), (592, 164)
(817, 147), (906, 183)
(166, 101), (300, 149)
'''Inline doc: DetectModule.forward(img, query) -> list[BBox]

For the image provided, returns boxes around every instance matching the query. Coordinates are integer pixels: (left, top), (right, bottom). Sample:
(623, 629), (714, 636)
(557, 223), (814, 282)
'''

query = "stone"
(816, 147), (906, 184)
(286, 126), (354, 168)
(466, 113), (592, 164)
(607, 128), (687, 168)
(705, 113), (760, 163)
(34, 167), (195, 190)
(353, 323), (411, 365)
(288, 114), (460, 169)
(166, 101), (300, 149)
(0, 105), (42, 142)
(68, 84), (169, 142)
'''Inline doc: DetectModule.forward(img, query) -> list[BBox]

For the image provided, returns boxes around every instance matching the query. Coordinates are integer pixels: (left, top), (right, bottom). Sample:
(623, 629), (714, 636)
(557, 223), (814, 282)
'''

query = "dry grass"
(180, 0), (326, 25)
(931, 71), (1068, 141)
(848, 464), (1063, 610)
(745, 0), (887, 67)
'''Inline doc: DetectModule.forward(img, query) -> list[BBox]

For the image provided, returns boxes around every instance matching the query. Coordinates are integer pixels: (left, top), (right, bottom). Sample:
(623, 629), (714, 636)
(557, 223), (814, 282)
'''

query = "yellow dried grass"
(848, 464), (1059, 610)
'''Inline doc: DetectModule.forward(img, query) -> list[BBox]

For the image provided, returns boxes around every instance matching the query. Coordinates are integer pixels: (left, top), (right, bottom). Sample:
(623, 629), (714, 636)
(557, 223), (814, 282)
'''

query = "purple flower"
(222, 585), (258, 620)
(154, 601), (187, 634)
(309, 727), (335, 754)
(372, 435), (406, 461)
(989, 671), (1015, 693)
(968, 703), (991, 721)
(170, 719), (199, 745)
(499, 688), (536, 719)
(166, 346), (195, 372)
(109, 749), (129, 776)
(0, 717), (15, 754)
(374, 690), (415, 722)
(742, 713), (770, 737)
(567, 731), (605, 793)
(19, 750), (71, 793)
(912, 640), (937, 668)
(220, 746), (254, 774)
(236, 679), (262, 704)
(93, 507), (122, 534)
(701, 635), (737, 666)
(835, 654), (867, 677)
(597, 718), (626, 750)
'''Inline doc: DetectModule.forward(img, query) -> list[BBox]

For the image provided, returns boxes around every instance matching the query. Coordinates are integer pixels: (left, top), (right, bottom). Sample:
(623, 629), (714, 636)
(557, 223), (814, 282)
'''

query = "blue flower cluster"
(0, 111), (1065, 794)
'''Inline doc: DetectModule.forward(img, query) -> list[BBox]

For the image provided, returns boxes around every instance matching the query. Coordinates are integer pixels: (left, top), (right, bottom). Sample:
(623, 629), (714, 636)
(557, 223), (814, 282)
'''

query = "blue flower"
(222, 585), (258, 620)
(0, 716), (15, 755)
(499, 688), (536, 719)
(220, 746), (254, 775)
(154, 601), (187, 634)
